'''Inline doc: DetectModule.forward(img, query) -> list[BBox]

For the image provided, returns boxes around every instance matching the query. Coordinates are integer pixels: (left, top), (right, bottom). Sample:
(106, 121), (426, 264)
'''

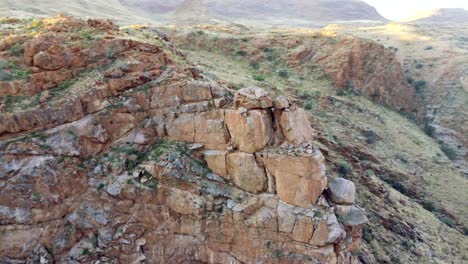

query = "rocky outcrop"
(0, 16), (367, 264)
(288, 37), (422, 114)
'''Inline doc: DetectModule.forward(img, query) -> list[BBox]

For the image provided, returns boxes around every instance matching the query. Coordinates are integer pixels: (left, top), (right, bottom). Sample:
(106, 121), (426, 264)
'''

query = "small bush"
(253, 74), (265, 81)
(278, 69), (289, 79)
(7, 43), (23, 57)
(425, 46), (433, 50)
(250, 61), (260, 70)
(196, 30), (205, 35)
(236, 50), (247, 56)
(337, 160), (351, 176)
(440, 216), (456, 227)
(441, 143), (457, 160)
(304, 101), (313, 110)
(421, 200), (437, 212)
(406, 76), (414, 85)
(363, 130), (378, 144)
(415, 63), (424, 69)
(424, 123), (436, 137)
(414, 80), (427, 93)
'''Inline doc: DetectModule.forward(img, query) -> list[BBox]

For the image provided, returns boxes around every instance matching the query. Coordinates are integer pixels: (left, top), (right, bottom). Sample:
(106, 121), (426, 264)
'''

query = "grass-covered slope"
(155, 25), (468, 263)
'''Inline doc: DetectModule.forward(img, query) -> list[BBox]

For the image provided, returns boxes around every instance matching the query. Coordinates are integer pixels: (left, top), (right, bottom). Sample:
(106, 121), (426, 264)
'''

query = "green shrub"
(421, 199), (437, 212)
(425, 46), (433, 50)
(363, 130), (378, 144)
(424, 123), (436, 137)
(414, 80), (427, 93)
(250, 61), (260, 69)
(7, 43), (23, 57)
(337, 160), (351, 176)
(415, 63), (424, 69)
(441, 216), (456, 227)
(253, 74), (265, 81)
(304, 101), (313, 110)
(441, 143), (457, 160)
(236, 50), (247, 56)
(196, 30), (205, 35)
(278, 69), (289, 79)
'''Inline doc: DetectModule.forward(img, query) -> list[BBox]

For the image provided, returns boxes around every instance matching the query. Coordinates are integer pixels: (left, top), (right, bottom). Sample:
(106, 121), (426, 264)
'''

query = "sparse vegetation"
(440, 143), (457, 160)
(337, 160), (351, 176)
(252, 74), (265, 81)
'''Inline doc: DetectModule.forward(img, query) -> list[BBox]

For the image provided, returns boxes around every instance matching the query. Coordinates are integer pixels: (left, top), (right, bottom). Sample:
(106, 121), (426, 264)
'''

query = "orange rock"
(194, 110), (229, 150)
(266, 150), (327, 208)
(226, 152), (267, 193)
(225, 109), (273, 153)
(279, 108), (315, 144)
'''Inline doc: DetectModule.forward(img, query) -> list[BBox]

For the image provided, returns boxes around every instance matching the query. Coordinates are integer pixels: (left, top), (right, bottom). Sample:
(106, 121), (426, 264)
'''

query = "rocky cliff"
(0, 16), (367, 263)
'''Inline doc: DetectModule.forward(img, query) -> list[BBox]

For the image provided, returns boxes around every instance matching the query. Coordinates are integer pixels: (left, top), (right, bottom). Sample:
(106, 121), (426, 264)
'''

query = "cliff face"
(0, 16), (366, 263)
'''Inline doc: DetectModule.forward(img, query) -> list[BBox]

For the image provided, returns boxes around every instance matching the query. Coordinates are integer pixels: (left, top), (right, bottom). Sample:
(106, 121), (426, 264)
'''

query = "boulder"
(226, 152), (267, 194)
(166, 113), (195, 142)
(233, 87), (273, 109)
(328, 178), (356, 205)
(182, 81), (213, 103)
(225, 109), (273, 153)
(273, 96), (291, 109)
(265, 149), (327, 208)
(204, 150), (228, 178)
(279, 108), (315, 144)
(194, 110), (229, 150)
(337, 206), (368, 227)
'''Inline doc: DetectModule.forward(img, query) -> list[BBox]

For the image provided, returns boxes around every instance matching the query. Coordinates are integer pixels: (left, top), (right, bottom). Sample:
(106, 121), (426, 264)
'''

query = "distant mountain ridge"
(120, 0), (388, 22)
(403, 8), (468, 23)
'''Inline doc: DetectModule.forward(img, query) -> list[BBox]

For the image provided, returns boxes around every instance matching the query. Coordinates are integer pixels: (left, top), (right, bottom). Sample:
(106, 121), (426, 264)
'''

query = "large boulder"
(194, 110), (229, 150)
(226, 152), (267, 194)
(166, 113), (195, 142)
(204, 150), (228, 178)
(279, 108), (315, 144)
(225, 109), (273, 153)
(265, 148), (327, 208)
(233, 87), (273, 109)
(328, 178), (356, 205)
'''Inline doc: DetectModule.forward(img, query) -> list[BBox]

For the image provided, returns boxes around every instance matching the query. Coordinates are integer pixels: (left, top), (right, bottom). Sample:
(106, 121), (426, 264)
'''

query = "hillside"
(161, 24), (467, 263)
(329, 22), (468, 172)
(403, 8), (468, 23)
(121, 0), (388, 23)
(0, 0), (154, 24)
(0, 15), (371, 264)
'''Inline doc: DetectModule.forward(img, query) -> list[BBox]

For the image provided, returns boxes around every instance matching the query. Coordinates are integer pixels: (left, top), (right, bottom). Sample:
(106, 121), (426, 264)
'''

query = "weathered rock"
(265, 149), (327, 208)
(182, 81), (214, 103)
(291, 215), (314, 243)
(204, 150), (228, 178)
(273, 96), (291, 109)
(337, 206), (368, 227)
(233, 86), (273, 109)
(279, 108), (315, 144)
(226, 152), (267, 193)
(328, 178), (356, 205)
(166, 113), (195, 142)
(225, 109), (273, 153)
(194, 110), (229, 150)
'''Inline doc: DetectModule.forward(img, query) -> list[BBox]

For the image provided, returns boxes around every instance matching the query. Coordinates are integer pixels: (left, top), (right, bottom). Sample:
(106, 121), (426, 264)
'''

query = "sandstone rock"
(225, 109), (273, 153)
(233, 86), (273, 109)
(291, 215), (314, 243)
(204, 150), (228, 178)
(273, 95), (291, 109)
(166, 113), (195, 142)
(194, 110), (229, 150)
(279, 108), (315, 144)
(277, 201), (296, 233)
(182, 81), (213, 103)
(328, 178), (356, 205)
(226, 152), (267, 193)
(265, 149), (327, 208)
(337, 206), (368, 227)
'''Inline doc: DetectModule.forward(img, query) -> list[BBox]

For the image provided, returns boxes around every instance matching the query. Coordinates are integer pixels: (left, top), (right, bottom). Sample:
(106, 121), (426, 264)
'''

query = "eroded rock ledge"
(0, 18), (367, 263)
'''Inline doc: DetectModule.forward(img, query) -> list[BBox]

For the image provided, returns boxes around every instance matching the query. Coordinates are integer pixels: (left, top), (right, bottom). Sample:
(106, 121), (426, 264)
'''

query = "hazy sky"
(363, 0), (468, 20)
